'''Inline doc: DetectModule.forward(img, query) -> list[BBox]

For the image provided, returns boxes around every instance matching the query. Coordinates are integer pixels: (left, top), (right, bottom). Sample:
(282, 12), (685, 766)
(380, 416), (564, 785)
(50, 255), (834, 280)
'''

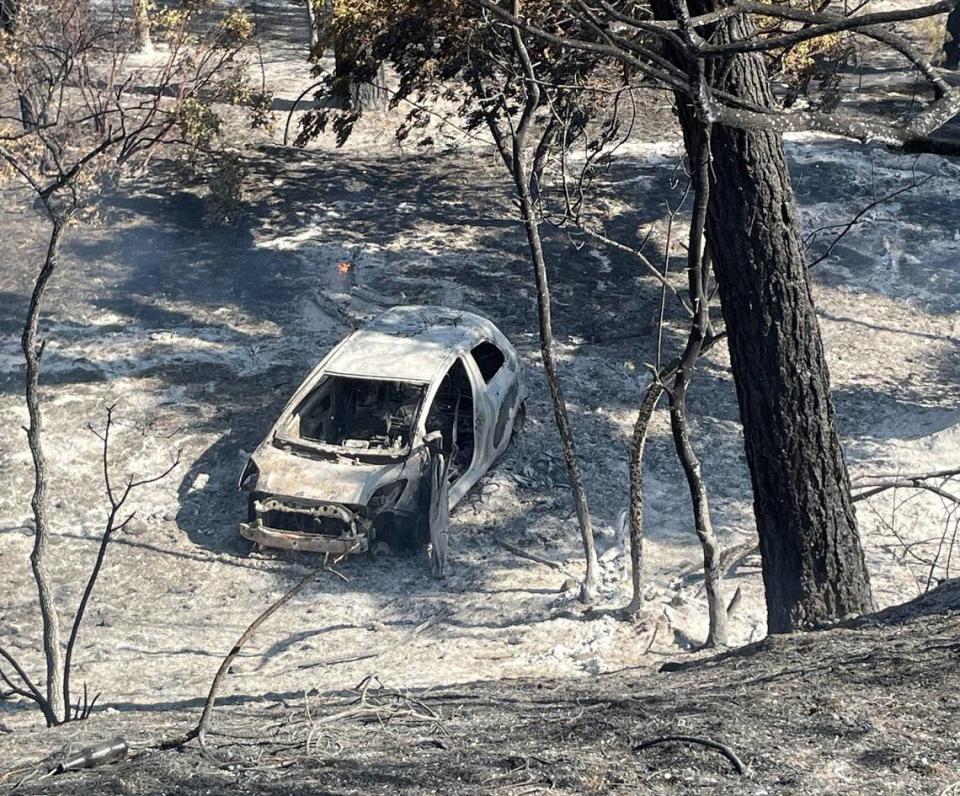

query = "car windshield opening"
(293, 376), (426, 452)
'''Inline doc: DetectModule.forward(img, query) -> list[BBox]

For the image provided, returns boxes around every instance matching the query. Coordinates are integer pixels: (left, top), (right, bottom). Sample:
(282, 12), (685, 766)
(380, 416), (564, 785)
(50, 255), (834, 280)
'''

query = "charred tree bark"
(625, 379), (664, 615)
(653, 0), (874, 632)
(477, 9), (600, 599)
(22, 216), (68, 724)
(945, 4), (960, 69)
(667, 117), (727, 646)
(669, 379), (726, 645)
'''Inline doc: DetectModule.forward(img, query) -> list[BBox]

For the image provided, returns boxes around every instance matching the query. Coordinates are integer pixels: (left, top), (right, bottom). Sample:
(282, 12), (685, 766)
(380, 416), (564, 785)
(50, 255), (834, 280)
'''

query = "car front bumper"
(239, 521), (367, 554)
(241, 496), (370, 554)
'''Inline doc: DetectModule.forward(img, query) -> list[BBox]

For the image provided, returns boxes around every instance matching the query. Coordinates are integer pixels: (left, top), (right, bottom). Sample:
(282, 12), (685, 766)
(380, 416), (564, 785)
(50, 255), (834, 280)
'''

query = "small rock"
(582, 657), (604, 675)
(125, 517), (148, 537)
(560, 578), (577, 593)
(188, 473), (210, 493)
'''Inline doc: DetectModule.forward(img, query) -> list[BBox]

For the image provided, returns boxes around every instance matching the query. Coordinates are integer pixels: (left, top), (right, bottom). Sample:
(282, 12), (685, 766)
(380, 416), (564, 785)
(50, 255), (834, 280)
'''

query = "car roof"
(322, 305), (502, 383)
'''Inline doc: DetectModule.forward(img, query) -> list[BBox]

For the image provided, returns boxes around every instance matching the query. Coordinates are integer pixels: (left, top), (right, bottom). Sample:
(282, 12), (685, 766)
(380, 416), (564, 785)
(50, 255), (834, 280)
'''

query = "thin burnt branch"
(806, 174), (931, 269)
(62, 408), (182, 716)
(633, 734), (747, 774)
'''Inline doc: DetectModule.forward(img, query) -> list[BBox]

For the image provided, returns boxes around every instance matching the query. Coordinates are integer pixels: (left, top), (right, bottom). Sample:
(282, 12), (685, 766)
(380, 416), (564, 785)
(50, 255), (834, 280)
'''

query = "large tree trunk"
(331, 37), (389, 111)
(653, 0), (874, 632)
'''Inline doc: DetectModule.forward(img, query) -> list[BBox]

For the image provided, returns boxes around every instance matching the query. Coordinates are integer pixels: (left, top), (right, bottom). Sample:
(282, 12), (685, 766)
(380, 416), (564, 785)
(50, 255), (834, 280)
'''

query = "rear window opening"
(290, 376), (426, 452)
(471, 342), (505, 383)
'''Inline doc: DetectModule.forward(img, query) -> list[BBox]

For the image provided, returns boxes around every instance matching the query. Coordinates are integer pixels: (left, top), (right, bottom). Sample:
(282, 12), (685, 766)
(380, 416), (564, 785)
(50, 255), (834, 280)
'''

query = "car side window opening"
(426, 358), (475, 482)
(470, 341), (505, 384)
(296, 376), (425, 451)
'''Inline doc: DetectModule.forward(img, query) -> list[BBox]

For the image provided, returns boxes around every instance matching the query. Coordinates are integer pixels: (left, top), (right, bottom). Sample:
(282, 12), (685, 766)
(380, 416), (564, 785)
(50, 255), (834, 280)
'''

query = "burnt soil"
(4, 580), (960, 795)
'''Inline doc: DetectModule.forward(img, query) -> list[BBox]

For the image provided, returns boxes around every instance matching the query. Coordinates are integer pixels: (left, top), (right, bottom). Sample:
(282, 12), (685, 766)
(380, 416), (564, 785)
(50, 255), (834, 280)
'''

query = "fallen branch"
(298, 651), (380, 670)
(151, 555), (347, 752)
(494, 536), (578, 583)
(726, 585), (743, 617)
(302, 675), (447, 754)
(633, 734), (747, 774)
(718, 541), (760, 579)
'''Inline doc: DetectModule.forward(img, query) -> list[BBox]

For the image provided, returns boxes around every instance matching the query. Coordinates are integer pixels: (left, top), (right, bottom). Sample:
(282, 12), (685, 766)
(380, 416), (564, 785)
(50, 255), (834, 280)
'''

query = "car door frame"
(414, 352), (486, 509)
(445, 352), (488, 507)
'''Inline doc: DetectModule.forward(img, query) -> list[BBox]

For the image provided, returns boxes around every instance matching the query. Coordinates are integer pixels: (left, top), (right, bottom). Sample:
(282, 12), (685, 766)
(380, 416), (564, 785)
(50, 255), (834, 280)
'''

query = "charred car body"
(239, 306), (526, 554)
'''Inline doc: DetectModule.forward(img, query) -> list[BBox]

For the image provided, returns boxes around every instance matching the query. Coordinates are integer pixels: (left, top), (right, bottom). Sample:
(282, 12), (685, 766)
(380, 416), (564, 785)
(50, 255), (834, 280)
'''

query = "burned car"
(239, 306), (526, 555)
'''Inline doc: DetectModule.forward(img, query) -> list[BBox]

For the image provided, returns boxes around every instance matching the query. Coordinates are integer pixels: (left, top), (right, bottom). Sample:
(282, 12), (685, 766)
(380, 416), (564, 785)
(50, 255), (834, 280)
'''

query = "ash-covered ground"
(1, 2), (959, 789)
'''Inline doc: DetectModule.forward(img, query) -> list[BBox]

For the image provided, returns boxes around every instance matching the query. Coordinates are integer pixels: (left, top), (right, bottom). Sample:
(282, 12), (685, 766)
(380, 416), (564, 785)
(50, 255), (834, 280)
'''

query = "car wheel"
(413, 508), (431, 547)
(374, 512), (425, 555)
(240, 538), (261, 558)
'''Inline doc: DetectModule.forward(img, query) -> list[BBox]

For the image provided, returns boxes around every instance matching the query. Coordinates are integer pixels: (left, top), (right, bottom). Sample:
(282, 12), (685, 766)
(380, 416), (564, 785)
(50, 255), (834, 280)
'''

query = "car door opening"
(427, 359), (475, 483)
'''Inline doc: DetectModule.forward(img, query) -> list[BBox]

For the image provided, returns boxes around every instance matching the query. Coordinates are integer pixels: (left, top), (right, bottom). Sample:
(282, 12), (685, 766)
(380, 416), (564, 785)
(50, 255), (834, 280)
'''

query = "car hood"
(250, 442), (406, 506)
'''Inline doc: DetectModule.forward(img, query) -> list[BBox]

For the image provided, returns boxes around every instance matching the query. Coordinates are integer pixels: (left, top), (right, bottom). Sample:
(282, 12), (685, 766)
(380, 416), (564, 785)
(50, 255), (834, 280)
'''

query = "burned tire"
(374, 511), (429, 554)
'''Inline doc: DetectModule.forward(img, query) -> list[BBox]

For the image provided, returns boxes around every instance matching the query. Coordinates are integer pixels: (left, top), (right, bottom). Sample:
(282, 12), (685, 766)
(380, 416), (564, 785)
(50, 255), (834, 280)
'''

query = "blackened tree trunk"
(653, 0), (874, 632)
(625, 379), (663, 615)
(331, 36), (389, 111)
(23, 216), (69, 723)
(944, 4), (960, 69)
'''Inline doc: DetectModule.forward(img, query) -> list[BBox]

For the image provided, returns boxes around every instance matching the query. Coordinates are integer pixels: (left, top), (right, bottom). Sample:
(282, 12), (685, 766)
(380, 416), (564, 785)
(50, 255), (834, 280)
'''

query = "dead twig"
(297, 651), (381, 670)
(148, 555), (348, 754)
(852, 473), (960, 505)
(494, 536), (578, 583)
(633, 734), (747, 774)
(302, 674), (447, 753)
(805, 173), (931, 269)
(63, 405), (181, 719)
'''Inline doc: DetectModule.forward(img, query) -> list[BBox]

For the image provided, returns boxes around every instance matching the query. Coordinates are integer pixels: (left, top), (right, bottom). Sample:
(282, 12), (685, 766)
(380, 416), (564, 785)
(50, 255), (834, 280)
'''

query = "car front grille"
(256, 498), (357, 538)
(260, 509), (350, 536)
